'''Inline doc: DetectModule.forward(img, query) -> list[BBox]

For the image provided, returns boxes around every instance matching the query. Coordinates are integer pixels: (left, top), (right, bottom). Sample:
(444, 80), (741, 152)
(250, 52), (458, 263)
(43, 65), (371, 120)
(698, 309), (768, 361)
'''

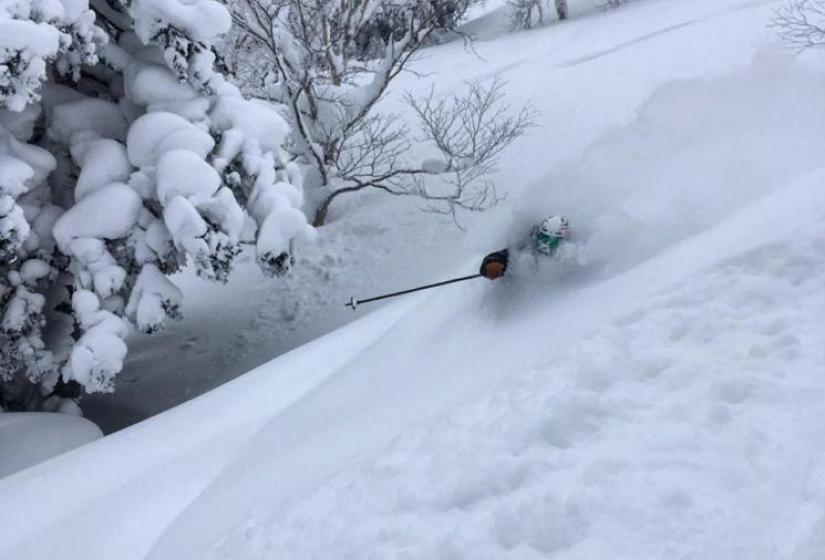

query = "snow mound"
(0, 413), (102, 479)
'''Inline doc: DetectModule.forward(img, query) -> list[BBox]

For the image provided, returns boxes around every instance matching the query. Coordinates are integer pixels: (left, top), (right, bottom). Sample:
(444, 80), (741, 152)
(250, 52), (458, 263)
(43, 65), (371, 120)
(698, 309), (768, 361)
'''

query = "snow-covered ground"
(5, 0), (825, 558)
(0, 413), (102, 478)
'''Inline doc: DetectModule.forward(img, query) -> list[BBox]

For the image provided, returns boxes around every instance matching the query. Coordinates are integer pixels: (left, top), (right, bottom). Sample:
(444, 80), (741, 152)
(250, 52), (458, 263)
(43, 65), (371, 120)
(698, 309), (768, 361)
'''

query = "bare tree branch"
(225, 0), (532, 227)
(772, 0), (825, 51)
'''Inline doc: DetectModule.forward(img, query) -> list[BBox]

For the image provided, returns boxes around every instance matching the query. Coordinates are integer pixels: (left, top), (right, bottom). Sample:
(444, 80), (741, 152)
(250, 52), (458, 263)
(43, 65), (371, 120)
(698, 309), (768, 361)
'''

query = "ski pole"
(346, 274), (482, 310)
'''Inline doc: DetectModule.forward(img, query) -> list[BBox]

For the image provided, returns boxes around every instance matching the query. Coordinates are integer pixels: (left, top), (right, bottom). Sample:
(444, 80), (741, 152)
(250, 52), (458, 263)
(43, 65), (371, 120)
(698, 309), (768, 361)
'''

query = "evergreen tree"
(0, 0), (312, 412)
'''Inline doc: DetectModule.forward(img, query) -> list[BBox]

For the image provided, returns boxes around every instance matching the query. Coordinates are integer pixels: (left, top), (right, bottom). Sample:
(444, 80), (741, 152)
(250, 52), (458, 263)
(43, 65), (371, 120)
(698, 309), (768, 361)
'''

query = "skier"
(345, 215), (573, 310)
(479, 215), (571, 280)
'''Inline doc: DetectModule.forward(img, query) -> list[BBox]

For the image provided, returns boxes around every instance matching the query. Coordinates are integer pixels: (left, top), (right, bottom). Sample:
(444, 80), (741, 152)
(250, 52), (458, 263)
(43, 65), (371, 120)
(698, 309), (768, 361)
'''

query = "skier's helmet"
(534, 215), (570, 255)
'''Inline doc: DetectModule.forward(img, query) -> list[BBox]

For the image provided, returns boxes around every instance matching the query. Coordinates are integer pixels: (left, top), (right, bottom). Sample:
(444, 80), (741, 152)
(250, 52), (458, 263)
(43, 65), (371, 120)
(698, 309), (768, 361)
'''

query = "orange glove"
(480, 249), (509, 280)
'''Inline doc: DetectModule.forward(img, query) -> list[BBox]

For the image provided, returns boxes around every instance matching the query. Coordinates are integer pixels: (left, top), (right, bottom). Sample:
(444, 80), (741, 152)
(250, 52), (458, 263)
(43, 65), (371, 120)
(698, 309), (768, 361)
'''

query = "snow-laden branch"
(0, 0), (311, 410)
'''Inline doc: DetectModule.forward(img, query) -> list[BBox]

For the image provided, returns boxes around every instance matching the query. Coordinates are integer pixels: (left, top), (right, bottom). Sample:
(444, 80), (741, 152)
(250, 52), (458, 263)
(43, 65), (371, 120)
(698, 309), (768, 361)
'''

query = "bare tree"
(312, 79), (533, 225)
(602, 0), (630, 8)
(773, 0), (825, 51)
(556, 0), (568, 20)
(508, 0), (544, 28)
(508, 0), (567, 29)
(226, 0), (531, 226)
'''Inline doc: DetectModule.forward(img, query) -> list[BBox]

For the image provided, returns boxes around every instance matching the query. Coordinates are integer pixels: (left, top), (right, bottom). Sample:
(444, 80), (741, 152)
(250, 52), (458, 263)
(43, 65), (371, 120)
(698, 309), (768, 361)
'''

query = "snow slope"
(85, 0), (796, 432)
(5, 0), (825, 558)
(5, 162), (825, 560)
(198, 171), (825, 560)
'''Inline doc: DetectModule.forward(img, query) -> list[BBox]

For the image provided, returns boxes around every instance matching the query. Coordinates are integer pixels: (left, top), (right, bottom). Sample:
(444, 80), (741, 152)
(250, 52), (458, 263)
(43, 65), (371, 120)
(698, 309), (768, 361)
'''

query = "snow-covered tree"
(351, 0), (473, 58)
(0, 0), (312, 411)
(508, 0), (568, 29)
(228, 0), (533, 226)
(602, 0), (631, 8)
(557, 0), (568, 20)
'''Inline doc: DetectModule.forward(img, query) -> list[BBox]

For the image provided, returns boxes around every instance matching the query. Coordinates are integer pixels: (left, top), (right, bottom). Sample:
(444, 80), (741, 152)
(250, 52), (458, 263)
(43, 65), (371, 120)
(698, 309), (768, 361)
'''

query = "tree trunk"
(313, 196), (332, 227)
(313, 185), (364, 227)
(555, 0), (568, 20)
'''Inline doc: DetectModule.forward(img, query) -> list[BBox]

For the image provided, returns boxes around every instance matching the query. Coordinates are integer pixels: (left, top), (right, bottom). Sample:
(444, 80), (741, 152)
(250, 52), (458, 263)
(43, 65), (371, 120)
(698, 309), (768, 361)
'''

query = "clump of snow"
(1, 286), (45, 333)
(0, 123), (56, 265)
(126, 264), (183, 333)
(0, 102), (41, 141)
(72, 139), (132, 201)
(156, 150), (221, 205)
(0, 124), (56, 187)
(162, 196), (209, 260)
(250, 182), (314, 273)
(125, 58), (210, 119)
(53, 183), (142, 254)
(64, 290), (130, 392)
(0, 18), (62, 55)
(9, 258), (51, 287)
(126, 0), (233, 93)
(0, 154), (34, 197)
(0, 19), (62, 111)
(128, 0), (232, 44)
(208, 94), (313, 276)
(210, 97), (290, 154)
(126, 111), (214, 168)
(48, 99), (127, 144)
(125, 60), (200, 105)
(0, 0), (101, 111)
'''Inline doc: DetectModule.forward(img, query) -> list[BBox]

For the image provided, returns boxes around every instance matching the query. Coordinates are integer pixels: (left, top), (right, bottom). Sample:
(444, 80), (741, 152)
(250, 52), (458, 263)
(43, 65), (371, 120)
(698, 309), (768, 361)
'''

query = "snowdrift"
(0, 413), (102, 478)
(2, 166), (824, 559)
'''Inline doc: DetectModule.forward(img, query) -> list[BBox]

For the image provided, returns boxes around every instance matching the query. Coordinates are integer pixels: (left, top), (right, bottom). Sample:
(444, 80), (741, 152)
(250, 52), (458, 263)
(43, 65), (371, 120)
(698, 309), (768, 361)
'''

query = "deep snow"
(0, 413), (102, 478)
(86, 0), (801, 432)
(4, 0), (825, 558)
(202, 172), (825, 560)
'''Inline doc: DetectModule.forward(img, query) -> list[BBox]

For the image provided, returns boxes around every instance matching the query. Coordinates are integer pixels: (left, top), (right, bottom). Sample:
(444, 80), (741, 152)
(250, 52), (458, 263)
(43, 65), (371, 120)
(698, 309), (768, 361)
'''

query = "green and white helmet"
(533, 215), (570, 255)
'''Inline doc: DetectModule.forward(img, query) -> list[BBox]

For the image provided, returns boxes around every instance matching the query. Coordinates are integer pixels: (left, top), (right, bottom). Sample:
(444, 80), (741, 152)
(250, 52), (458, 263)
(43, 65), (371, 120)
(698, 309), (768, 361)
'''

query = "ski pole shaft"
(346, 274), (482, 310)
